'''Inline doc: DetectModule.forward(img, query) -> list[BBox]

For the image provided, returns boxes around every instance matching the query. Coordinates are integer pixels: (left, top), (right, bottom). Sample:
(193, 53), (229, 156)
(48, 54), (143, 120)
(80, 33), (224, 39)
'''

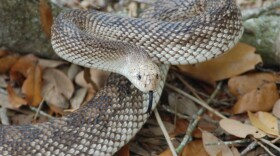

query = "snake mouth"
(146, 91), (154, 114)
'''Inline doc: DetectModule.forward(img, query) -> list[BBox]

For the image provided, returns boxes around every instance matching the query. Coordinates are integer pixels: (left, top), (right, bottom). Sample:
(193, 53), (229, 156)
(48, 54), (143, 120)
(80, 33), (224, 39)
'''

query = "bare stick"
(0, 107), (10, 125)
(240, 141), (258, 155)
(154, 108), (178, 156)
(255, 138), (276, 156)
(175, 82), (223, 153)
(259, 138), (280, 153)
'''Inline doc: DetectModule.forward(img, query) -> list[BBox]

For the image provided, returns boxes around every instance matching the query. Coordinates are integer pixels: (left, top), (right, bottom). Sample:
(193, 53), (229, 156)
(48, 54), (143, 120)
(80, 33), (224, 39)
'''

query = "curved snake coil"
(0, 0), (243, 155)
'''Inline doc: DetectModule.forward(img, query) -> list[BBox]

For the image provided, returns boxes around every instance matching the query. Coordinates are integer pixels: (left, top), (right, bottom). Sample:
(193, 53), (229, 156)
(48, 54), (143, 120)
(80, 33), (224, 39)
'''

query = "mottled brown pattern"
(0, 0), (243, 155)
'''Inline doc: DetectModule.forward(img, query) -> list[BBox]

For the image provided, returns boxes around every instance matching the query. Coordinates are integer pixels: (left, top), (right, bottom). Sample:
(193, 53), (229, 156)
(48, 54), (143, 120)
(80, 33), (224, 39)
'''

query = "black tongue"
(145, 91), (153, 114)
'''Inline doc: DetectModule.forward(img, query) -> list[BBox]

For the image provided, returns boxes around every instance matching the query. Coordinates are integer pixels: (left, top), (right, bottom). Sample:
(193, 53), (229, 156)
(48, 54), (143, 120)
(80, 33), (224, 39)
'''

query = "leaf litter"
(1, 0), (280, 155)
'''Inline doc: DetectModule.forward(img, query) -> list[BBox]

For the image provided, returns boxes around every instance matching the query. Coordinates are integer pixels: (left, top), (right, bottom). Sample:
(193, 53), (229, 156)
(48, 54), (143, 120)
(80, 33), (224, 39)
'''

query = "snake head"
(124, 61), (160, 93)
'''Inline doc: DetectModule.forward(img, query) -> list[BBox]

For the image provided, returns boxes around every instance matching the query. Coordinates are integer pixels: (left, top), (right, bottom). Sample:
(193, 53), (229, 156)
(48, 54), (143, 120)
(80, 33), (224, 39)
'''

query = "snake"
(0, 0), (243, 155)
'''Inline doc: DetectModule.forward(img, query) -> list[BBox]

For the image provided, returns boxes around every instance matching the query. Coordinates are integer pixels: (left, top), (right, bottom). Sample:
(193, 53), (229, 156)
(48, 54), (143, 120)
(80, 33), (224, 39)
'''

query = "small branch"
(255, 138), (276, 156)
(154, 108), (178, 156)
(33, 96), (46, 120)
(29, 106), (55, 120)
(241, 141), (258, 155)
(259, 138), (280, 153)
(242, 0), (280, 20)
(175, 82), (223, 153)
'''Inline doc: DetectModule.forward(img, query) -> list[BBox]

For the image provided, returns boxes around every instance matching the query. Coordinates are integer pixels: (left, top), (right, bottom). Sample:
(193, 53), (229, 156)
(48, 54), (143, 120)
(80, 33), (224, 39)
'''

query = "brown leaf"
(10, 54), (38, 84)
(7, 84), (27, 108)
(0, 54), (20, 74)
(202, 130), (233, 156)
(219, 118), (266, 138)
(181, 140), (209, 156)
(69, 88), (87, 110)
(115, 144), (130, 156)
(248, 111), (279, 137)
(42, 68), (74, 111)
(38, 58), (66, 68)
(39, 0), (53, 38)
(231, 81), (279, 114)
(178, 43), (261, 84)
(272, 99), (280, 118)
(228, 73), (278, 97)
(22, 65), (43, 107)
(75, 69), (110, 90)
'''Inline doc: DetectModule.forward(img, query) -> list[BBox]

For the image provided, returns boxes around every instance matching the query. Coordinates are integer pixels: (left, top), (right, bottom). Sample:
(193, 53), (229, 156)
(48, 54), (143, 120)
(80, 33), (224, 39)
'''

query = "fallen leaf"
(69, 88), (87, 110)
(168, 93), (198, 117)
(0, 54), (20, 74)
(75, 69), (110, 90)
(10, 54), (38, 84)
(38, 58), (66, 68)
(178, 43), (261, 84)
(7, 84), (27, 108)
(43, 68), (74, 99)
(39, 0), (53, 38)
(181, 140), (208, 156)
(42, 68), (74, 111)
(219, 118), (266, 138)
(202, 130), (233, 156)
(248, 111), (279, 136)
(228, 73), (278, 97)
(272, 99), (280, 118)
(67, 64), (82, 81)
(231, 146), (241, 156)
(115, 144), (130, 156)
(0, 49), (10, 57)
(231, 81), (279, 114)
(22, 65), (43, 107)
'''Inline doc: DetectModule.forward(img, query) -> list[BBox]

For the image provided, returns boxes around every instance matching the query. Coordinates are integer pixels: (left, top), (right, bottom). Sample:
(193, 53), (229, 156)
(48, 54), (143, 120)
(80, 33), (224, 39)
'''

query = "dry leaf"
(248, 111), (279, 136)
(181, 140), (208, 156)
(39, 0), (53, 38)
(228, 73), (278, 97)
(70, 88), (87, 110)
(272, 99), (280, 119)
(38, 58), (66, 68)
(0, 54), (20, 74)
(115, 144), (130, 156)
(231, 82), (279, 114)
(178, 43), (261, 84)
(219, 118), (266, 138)
(168, 93), (198, 117)
(68, 64), (82, 81)
(7, 84), (27, 108)
(231, 146), (241, 156)
(202, 130), (233, 156)
(10, 54), (38, 84)
(42, 68), (74, 111)
(75, 69), (110, 90)
(22, 65), (43, 107)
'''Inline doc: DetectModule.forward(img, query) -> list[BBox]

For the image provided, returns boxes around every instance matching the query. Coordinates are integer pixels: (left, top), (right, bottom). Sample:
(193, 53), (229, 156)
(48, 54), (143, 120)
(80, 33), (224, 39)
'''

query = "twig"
(254, 138), (276, 156)
(29, 106), (55, 120)
(175, 82), (223, 153)
(240, 141), (258, 155)
(242, 0), (280, 20)
(259, 138), (280, 153)
(206, 139), (251, 146)
(166, 83), (226, 119)
(154, 108), (178, 156)
(33, 96), (46, 120)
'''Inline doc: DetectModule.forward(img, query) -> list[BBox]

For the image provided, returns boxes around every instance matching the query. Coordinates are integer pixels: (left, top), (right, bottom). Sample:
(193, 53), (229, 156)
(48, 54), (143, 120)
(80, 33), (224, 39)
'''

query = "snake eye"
(137, 74), (142, 80)
(156, 74), (159, 79)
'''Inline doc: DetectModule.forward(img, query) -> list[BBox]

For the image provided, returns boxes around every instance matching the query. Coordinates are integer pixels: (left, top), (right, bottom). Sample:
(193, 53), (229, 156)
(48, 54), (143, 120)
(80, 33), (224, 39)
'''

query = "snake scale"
(0, 0), (243, 155)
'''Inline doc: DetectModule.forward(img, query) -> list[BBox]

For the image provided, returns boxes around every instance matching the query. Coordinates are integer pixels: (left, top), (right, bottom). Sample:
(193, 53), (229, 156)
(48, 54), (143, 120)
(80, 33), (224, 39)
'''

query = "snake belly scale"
(0, 0), (243, 155)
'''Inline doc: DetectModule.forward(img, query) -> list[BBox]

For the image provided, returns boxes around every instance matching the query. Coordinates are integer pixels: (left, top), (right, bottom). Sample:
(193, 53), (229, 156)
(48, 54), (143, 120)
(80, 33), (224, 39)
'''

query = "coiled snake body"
(0, 0), (243, 155)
